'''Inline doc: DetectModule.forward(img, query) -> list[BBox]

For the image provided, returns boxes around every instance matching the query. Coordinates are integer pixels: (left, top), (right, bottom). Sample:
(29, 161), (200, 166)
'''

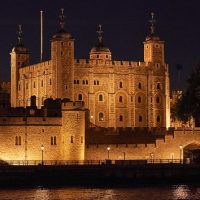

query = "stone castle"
(11, 10), (170, 128)
(0, 10), (199, 163)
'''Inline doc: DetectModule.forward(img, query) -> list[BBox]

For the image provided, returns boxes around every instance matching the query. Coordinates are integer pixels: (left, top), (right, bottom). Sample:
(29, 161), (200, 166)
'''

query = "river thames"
(0, 184), (200, 200)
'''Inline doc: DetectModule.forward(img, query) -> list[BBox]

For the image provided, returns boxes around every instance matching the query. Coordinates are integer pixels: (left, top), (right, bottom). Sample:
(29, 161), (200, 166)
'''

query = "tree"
(173, 64), (200, 126)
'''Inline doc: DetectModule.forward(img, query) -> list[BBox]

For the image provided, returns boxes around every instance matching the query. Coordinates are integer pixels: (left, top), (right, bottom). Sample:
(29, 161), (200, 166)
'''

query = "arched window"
(138, 96), (141, 103)
(156, 97), (160, 103)
(157, 116), (160, 122)
(119, 96), (123, 102)
(99, 112), (104, 121)
(119, 82), (123, 88)
(157, 83), (160, 89)
(119, 115), (123, 121)
(138, 82), (142, 89)
(139, 116), (142, 122)
(78, 94), (83, 101)
(99, 94), (103, 101)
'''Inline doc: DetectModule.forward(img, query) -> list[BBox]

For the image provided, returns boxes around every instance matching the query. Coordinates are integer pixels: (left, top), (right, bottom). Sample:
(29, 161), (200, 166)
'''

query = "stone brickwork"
(10, 12), (170, 128)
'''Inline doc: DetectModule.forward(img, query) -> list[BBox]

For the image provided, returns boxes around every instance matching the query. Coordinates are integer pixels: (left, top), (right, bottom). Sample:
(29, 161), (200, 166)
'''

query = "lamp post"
(107, 147), (110, 160)
(179, 145), (183, 164)
(41, 144), (44, 165)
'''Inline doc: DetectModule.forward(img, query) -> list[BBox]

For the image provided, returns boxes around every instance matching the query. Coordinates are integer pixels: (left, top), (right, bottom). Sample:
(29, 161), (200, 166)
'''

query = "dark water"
(0, 185), (200, 200)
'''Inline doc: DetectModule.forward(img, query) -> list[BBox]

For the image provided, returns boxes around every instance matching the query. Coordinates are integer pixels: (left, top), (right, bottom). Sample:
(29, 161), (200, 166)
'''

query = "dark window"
(81, 136), (83, 144)
(54, 136), (57, 145)
(119, 115), (123, 121)
(66, 85), (67, 90)
(157, 83), (160, 89)
(99, 112), (104, 121)
(94, 80), (96, 85)
(139, 116), (142, 122)
(77, 80), (79, 84)
(78, 94), (83, 101)
(97, 55), (99, 58)
(97, 80), (99, 85)
(119, 96), (123, 102)
(138, 96), (141, 103)
(33, 82), (35, 88)
(86, 80), (88, 85)
(41, 80), (43, 87)
(15, 136), (21, 146)
(131, 96), (133, 102)
(26, 83), (28, 89)
(156, 97), (160, 103)
(51, 137), (53, 145)
(99, 94), (103, 101)
(138, 82), (142, 89)
(74, 80), (76, 84)
(106, 55), (108, 58)
(50, 79), (52, 85)
(71, 136), (74, 143)
(157, 116), (160, 122)
(83, 80), (85, 84)
(119, 82), (123, 88)
(61, 52), (63, 56)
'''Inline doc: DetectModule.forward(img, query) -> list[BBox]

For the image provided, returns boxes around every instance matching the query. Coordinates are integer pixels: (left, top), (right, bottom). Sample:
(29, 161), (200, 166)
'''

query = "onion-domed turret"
(89, 25), (112, 61)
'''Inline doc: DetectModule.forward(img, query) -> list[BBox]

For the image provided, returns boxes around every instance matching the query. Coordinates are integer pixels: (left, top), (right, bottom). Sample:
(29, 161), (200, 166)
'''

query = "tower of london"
(11, 10), (170, 129)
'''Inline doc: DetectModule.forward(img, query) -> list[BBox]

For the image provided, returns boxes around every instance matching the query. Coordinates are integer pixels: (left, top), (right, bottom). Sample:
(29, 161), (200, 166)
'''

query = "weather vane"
(97, 24), (103, 44)
(17, 24), (23, 46)
(149, 12), (156, 35)
(59, 8), (65, 30)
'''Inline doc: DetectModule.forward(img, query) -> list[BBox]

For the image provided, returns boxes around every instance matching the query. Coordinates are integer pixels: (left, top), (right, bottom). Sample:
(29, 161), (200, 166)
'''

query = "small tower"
(10, 25), (29, 107)
(89, 25), (112, 61)
(143, 13), (165, 64)
(51, 8), (74, 100)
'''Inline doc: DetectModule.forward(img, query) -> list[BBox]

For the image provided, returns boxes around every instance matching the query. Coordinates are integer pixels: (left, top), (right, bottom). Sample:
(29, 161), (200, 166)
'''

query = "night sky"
(0, 0), (200, 91)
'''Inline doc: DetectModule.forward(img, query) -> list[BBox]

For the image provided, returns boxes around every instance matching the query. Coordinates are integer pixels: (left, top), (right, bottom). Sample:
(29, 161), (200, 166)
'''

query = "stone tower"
(144, 13), (165, 64)
(10, 25), (29, 107)
(51, 8), (74, 100)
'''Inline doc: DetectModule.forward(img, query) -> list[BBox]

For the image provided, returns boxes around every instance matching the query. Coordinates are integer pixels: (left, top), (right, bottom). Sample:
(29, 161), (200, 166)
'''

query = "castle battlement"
(19, 60), (52, 74)
(61, 100), (85, 110)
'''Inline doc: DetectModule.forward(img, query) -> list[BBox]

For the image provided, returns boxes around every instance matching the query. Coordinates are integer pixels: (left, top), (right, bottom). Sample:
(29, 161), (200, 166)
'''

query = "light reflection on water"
(0, 185), (200, 200)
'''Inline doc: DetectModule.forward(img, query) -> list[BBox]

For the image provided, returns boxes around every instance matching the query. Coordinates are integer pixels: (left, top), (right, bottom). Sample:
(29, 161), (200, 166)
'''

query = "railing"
(0, 159), (190, 166)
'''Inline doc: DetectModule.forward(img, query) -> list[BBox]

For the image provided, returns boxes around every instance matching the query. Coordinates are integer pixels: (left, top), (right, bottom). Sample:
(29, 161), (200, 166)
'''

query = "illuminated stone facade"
(11, 11), (170, 128)
(0, 99), (87, 161)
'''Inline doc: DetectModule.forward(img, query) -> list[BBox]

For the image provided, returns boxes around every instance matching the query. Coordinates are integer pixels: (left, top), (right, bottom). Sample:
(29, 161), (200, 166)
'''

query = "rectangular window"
(71, 136), (74, 143)
(81, 136), (83, 144)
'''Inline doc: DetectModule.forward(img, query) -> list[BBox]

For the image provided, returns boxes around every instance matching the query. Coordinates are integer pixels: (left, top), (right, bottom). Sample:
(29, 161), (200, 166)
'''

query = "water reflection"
(34, 188), (51, 200)
(172, 185), (190, 199)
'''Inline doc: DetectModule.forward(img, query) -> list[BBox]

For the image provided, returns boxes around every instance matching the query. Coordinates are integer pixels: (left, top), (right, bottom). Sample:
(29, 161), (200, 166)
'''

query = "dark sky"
(0, 0), (200, 91)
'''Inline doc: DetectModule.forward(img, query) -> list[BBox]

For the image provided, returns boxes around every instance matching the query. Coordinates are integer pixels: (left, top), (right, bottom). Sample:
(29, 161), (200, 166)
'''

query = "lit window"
(119, 115), (123, 121)
(139, 116), (142, 122)
(99, 112), (104, 121)
(78, 94), (83, 101)
(99, 94), (103, 101)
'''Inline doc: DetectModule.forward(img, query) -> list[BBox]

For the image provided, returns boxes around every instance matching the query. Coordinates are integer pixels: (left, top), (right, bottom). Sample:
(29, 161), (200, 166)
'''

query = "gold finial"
(149, 12), (156, 35)
(97, 24), (103, 44)
(59, 8), (65, 30)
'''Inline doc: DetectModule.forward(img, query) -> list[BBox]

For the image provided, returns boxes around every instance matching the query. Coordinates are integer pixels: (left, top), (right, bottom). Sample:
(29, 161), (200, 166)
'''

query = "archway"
(183, 143), (200, 163)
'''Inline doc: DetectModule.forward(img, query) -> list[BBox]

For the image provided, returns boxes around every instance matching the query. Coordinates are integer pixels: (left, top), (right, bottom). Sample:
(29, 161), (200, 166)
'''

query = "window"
(26, 83), (28, 89)
(156, 97), (160, 103)
(81, 136), (83, 144)
(77, 80), (79, 84)
(66, 85), (67, 90)
(97, 55), (99, 58)
(131, 96), (133, 102)
(119, 96), (123, 103)
(119, 115), (123, 121)
(138, 82), (142, 89)
(139, 116), (142, 122)
(74, 80), (76, 84)
(15, 136), (21, 146)
(83, 80), (85, 84)
(41, 80), (43, 87)
(97, 80), (99, 85)
(94, 80), (96, 85)
(157, 116), (160, 122)
(99, 94), (103, 101)
(50, 79), (52, 85)
(86, 80), (88, 85)
(78, 94), (83, 101)
(138, 96), (141, 103)
(99, 112), (104, 121)
(106, 55), (108, 58)
(119, 82), (123, 88)
(68, 42), (71, 46)
(157, 83), (160, 89)
(71, 136), (74, 143)
(61, 52), (63, 56)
